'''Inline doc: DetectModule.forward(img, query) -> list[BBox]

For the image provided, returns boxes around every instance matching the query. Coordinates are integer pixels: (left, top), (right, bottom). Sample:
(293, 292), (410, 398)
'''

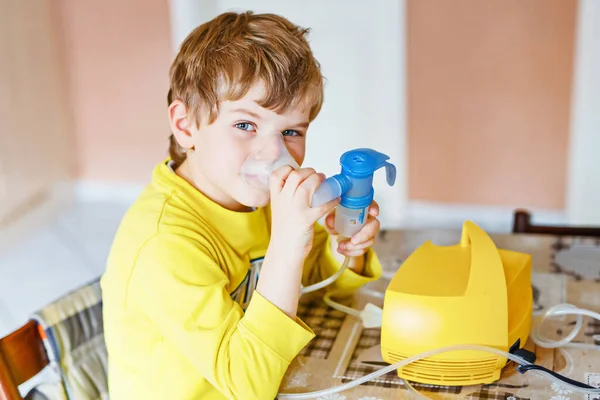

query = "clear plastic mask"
(240, 133), (299, 192)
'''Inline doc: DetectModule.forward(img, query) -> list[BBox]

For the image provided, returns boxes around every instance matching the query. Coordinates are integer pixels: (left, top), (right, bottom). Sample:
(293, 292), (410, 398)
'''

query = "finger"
(350, 216), (380, 245)
(299, 170), (324, 191)
(369, 201), (379, 217)
(339, 238), (374, 252)
(310, 196), (340, 221)
(325, 211), (336, 233)
(269, 165), (294, 195)
(297, 171), (326, 201)
(282, 168), (317, 195)
(336, 248), (368, 258)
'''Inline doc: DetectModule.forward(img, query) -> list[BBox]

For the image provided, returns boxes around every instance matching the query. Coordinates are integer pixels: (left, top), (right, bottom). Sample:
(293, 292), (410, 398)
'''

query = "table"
(280, 229), (600, 400)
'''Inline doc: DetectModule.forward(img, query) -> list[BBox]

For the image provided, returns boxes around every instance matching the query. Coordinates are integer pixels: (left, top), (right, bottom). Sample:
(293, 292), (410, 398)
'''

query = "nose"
(254, 133), (284, 161)
(240, 131), (299, 192)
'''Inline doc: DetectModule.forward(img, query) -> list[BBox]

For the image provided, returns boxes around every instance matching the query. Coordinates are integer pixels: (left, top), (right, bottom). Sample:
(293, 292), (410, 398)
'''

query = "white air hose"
(277, 342), (600, 399)
(323, 289), (360, 318)
(299, 256), (350, 294)
(301, 254), (384, 329)
(530, 303), (600, 350)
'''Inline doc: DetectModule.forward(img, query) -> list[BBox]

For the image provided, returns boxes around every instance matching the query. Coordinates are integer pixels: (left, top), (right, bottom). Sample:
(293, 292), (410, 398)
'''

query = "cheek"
(287, 141), (306, 165)
(206, 133), (249, 176)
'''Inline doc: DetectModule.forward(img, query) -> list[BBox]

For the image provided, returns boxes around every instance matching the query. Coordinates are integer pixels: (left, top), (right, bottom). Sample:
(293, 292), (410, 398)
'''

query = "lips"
(242, 173), (268, 189)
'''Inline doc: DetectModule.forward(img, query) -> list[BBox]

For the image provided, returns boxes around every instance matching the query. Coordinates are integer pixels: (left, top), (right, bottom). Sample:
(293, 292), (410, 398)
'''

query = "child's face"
(170, 83), (311, 211)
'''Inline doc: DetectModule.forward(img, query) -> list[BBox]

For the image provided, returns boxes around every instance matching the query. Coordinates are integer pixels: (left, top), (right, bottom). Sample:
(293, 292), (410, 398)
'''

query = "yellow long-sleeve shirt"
(101, 159), (382, 400)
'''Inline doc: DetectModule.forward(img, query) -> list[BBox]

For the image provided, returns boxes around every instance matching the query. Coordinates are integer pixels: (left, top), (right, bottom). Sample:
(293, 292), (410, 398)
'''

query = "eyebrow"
(230, 108), (262, 120)
(289, 121), (310, 129)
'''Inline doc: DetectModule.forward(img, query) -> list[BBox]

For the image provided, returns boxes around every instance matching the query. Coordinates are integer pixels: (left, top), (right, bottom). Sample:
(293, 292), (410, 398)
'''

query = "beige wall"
(55, 0), (173, 183)
(407, 0), (576, 210)
(0, 0), (74, 224)
(47, 0), (579, 212)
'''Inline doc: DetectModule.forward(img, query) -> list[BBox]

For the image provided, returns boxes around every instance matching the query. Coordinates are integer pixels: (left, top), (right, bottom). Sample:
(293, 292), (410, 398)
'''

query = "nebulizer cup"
(240, 132), (300, 192)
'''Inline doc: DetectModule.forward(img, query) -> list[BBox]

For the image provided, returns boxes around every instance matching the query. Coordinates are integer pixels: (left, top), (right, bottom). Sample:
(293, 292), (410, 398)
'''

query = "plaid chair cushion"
(30, 278), (108, 400)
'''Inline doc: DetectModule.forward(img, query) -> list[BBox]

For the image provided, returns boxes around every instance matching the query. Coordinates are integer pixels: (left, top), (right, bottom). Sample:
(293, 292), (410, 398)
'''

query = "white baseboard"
(74, 180), (145, 205)
(402, 201), (567, 233)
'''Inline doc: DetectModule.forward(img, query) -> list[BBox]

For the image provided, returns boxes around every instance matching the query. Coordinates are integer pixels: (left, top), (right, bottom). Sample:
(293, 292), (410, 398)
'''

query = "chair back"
(0, 320), (49, 400)
(513, 209), (600, 237)
(0, 278), (107, 400)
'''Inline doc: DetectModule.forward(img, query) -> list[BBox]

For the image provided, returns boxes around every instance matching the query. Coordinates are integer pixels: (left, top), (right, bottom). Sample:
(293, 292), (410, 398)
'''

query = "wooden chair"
(512, 209), (600, 237)
(0, 277), (106, 400)
(0, 320), (48, 400)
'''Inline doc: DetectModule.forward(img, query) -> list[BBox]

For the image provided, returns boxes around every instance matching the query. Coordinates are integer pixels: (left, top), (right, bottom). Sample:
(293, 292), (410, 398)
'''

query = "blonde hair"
(168, 11), (324, 165)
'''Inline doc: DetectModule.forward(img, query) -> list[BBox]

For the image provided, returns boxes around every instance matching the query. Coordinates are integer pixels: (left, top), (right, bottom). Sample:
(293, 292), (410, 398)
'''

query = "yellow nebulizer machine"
(259, 147), (600, 399)
(381, 221), (532, 386)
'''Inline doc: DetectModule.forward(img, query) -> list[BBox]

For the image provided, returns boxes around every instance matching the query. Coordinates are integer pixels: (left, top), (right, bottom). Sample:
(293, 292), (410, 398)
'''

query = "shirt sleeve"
(126, 233), (315, 400)
(302, 222), (383, 297)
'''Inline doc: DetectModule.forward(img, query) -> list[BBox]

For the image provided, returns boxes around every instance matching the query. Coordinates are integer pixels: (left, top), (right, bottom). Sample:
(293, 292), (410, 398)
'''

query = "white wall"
(566, 0), (600, 225)
(168, 0), (219, 53)
(167, 0), (408, 229)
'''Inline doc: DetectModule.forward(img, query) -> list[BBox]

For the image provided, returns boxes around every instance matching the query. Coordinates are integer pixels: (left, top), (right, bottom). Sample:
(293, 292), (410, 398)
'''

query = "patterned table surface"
(279, 229), (600, 400)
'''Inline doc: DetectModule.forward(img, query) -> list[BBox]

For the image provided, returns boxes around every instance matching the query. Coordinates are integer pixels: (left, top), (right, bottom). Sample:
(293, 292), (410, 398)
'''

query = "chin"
(236, 190), (270, 209)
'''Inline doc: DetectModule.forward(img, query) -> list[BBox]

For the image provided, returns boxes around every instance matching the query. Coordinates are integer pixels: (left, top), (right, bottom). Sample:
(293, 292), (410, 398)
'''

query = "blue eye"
(235, 122), (256, 131)
(282, 130), (300, 137)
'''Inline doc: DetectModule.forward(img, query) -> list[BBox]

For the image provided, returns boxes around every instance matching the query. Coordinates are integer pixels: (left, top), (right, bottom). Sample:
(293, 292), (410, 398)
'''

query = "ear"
(168, 99), (195, 150)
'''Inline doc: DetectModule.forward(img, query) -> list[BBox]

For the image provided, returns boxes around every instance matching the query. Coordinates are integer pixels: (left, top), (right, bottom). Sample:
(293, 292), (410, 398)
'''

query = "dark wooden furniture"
(513, 209), (600, 237)
(0, 321), (48, 400)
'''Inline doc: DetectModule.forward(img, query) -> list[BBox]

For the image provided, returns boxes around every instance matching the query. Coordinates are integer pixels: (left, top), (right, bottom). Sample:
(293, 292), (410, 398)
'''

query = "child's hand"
(268, 166), (339, 260)
(324, 201), (380, 258)
(259, 166), (339, 319)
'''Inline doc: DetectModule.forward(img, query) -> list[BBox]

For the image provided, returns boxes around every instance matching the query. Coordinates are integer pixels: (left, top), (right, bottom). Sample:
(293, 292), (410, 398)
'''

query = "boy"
(101, 11), (382, 400)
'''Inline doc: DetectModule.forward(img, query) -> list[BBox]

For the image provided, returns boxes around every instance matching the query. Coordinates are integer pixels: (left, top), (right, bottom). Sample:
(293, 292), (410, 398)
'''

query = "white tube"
(300, 256), (350, 294)
(277, 343), (600, 399)
(300, 236), (353, 295)
(530, 303), (600, 350)
(323, 291), (361, 318)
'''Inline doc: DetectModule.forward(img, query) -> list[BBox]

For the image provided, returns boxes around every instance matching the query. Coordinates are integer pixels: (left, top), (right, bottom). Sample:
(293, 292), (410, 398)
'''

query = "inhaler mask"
(240, 133), (299, 192)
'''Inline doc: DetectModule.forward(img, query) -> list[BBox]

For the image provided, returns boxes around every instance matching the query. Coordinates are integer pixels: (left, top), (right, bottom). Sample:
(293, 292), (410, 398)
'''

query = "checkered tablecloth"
(280, 230), (600, 400)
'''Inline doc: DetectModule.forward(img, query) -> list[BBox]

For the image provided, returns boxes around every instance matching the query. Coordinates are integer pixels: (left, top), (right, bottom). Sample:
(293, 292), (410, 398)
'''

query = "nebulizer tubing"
(322, 288), (361, 318)
(530, 303), (600, 350)
(299, 242), (363, 318)
(277, 342), (600, 399)
(299, 249), (351, 295)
